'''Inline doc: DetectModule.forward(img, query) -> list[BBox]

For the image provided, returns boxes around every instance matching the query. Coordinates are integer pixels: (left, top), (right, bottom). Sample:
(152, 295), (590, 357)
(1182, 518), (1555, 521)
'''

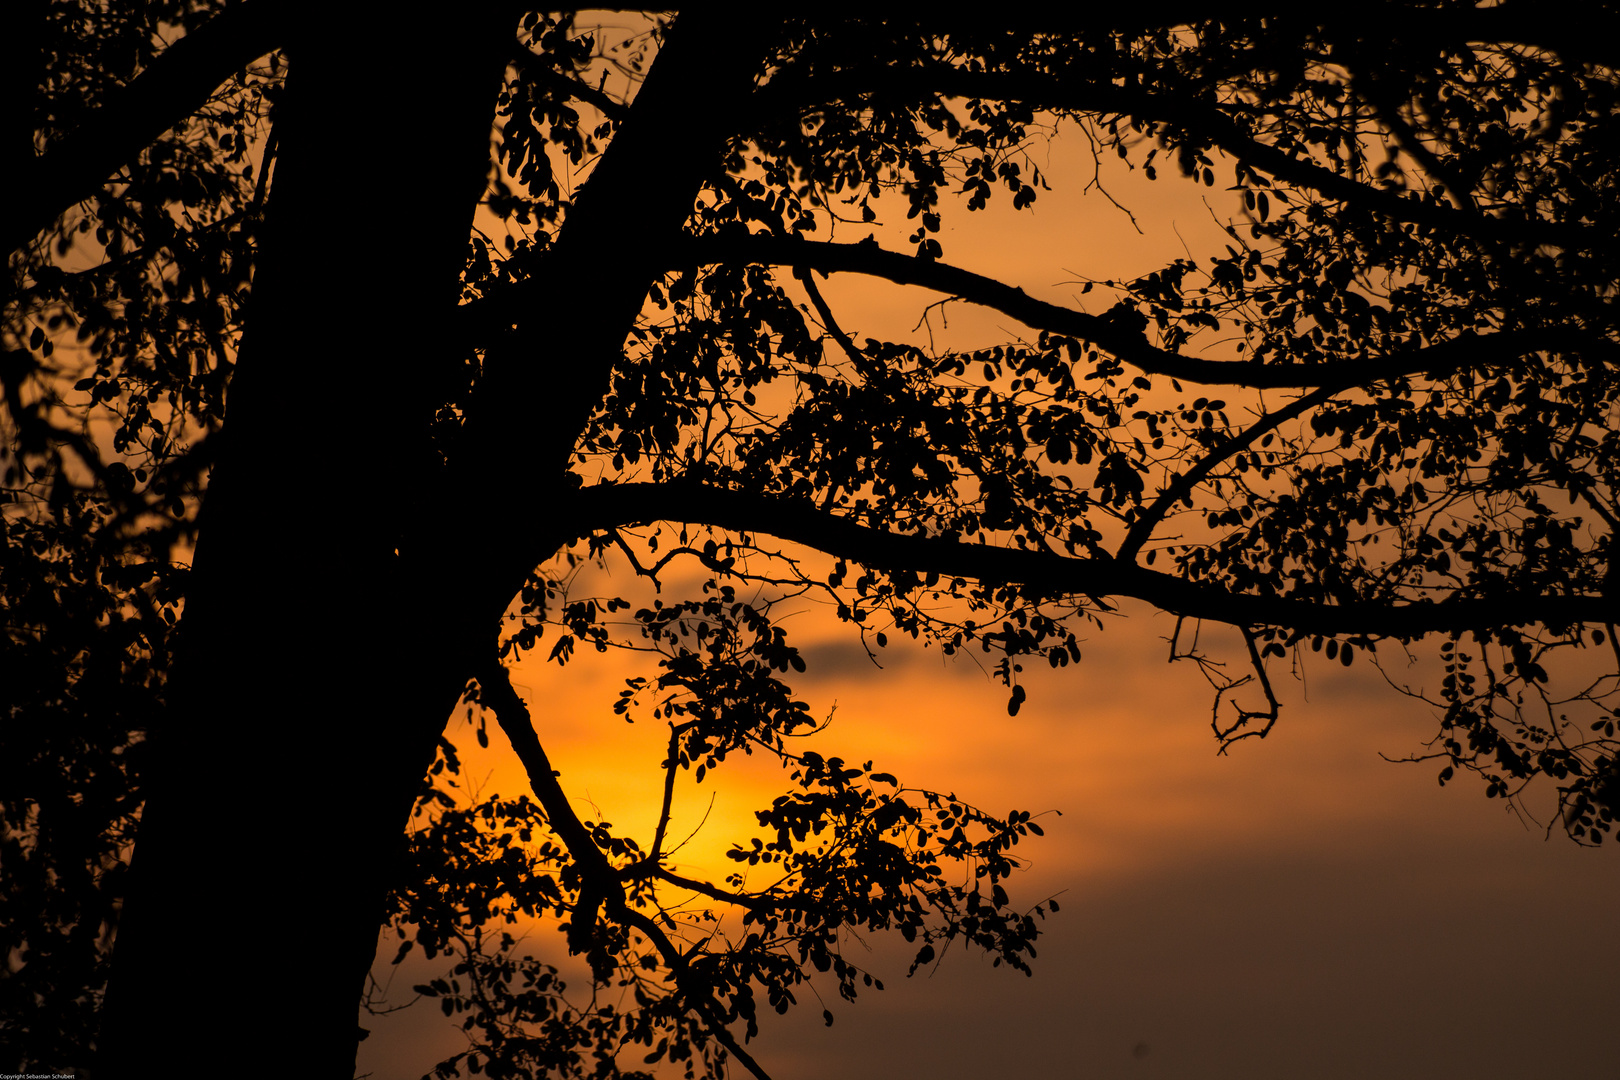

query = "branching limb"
(609, 528), (798, 590)
(458, 234), (1613, 389)
(614, 907), (777, 1080)
(476, 656), (618, 968)
(567, 480), (1613, 638)
(477, 655), (777, 1079)
(1169, 620), (1282, 747)
(1354, 71), (1480, 215)
(794, 266), (874, 373)
(6, 1), (286, 253)
(509, 49), (632, 122)
(650, 723), (683, 861)
(670, 236), (1610, 388)
(1117, 384), (1340, 562)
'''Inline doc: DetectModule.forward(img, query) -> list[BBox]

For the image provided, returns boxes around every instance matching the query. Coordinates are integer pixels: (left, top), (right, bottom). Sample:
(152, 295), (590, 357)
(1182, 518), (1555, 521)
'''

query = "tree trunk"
(101, 9), (775, 1076)
(98, 10), (510, 1077)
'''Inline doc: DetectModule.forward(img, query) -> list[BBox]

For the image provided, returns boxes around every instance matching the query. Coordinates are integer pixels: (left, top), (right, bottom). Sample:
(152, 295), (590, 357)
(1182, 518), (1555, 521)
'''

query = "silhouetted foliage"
(5, 3), (1620, 1077)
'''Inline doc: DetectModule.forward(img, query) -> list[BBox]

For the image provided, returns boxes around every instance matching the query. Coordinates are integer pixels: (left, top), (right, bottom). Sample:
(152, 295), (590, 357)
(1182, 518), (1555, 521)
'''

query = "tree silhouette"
(5, 3), (1619, 1077)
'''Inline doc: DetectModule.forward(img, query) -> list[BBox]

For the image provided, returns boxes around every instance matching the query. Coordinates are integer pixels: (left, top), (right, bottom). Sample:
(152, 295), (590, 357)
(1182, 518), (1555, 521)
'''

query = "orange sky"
(355, 112), (1620, 1080)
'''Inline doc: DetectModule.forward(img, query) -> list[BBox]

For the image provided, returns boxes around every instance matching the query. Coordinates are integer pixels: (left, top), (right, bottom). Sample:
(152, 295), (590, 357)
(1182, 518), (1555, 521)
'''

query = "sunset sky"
(356, 109), (1620, 1080)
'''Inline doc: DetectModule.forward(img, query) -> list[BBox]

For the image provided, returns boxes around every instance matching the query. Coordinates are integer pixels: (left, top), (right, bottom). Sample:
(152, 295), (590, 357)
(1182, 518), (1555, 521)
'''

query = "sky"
(355, 106), (1620, 1080)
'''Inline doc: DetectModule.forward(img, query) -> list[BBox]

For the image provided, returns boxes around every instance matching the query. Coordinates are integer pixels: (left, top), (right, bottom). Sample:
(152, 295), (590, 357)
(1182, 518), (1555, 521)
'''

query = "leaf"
(1008, 685), (1026, 716)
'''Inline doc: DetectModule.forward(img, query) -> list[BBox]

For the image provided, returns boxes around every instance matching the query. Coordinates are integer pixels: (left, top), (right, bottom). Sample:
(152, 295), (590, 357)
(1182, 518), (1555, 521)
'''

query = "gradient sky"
(355, 111), (1620, 1080)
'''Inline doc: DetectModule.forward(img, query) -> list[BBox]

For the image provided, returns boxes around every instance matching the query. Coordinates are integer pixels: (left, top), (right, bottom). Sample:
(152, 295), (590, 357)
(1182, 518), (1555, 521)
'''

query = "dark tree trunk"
(101, 8), (775, 1077)
(98, 10), (511, 1077)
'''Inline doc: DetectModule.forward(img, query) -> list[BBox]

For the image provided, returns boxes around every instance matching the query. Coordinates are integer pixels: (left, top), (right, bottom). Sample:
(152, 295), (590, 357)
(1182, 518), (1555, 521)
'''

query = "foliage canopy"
(5, 3), (1620, 1077)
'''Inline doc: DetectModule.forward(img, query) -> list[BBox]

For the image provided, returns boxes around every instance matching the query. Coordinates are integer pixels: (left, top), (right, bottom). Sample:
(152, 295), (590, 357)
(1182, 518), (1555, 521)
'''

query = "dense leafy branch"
(4, 0), (286, 255)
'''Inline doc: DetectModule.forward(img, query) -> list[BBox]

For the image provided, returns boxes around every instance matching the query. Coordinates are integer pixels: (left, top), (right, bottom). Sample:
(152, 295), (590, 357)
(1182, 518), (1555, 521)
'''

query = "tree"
(6, 2), (1620, 1076)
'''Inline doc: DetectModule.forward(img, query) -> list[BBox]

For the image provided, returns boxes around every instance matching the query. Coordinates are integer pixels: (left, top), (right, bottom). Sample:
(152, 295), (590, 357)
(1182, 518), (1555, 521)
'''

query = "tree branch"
(476, 657), (620, 965)
(478, 657), (777, 1080)
(650, 866), (773, 911)
(566, 480), (1610, 638)
(6, 1), (288, 254)
(671, 234), (1612, 388)
(457, 232), (1612, 388)
(613, 907), (777, 1080)
(1116, 384), (1339, 562)
(794, 265), (873, 372)
(508, 49), (632, 122)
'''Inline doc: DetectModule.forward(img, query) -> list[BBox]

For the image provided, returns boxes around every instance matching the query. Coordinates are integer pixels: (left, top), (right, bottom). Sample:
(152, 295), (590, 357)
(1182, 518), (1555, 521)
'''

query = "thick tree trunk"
(98, 10), (511, 1077)
(101, 9), (775, 1077)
